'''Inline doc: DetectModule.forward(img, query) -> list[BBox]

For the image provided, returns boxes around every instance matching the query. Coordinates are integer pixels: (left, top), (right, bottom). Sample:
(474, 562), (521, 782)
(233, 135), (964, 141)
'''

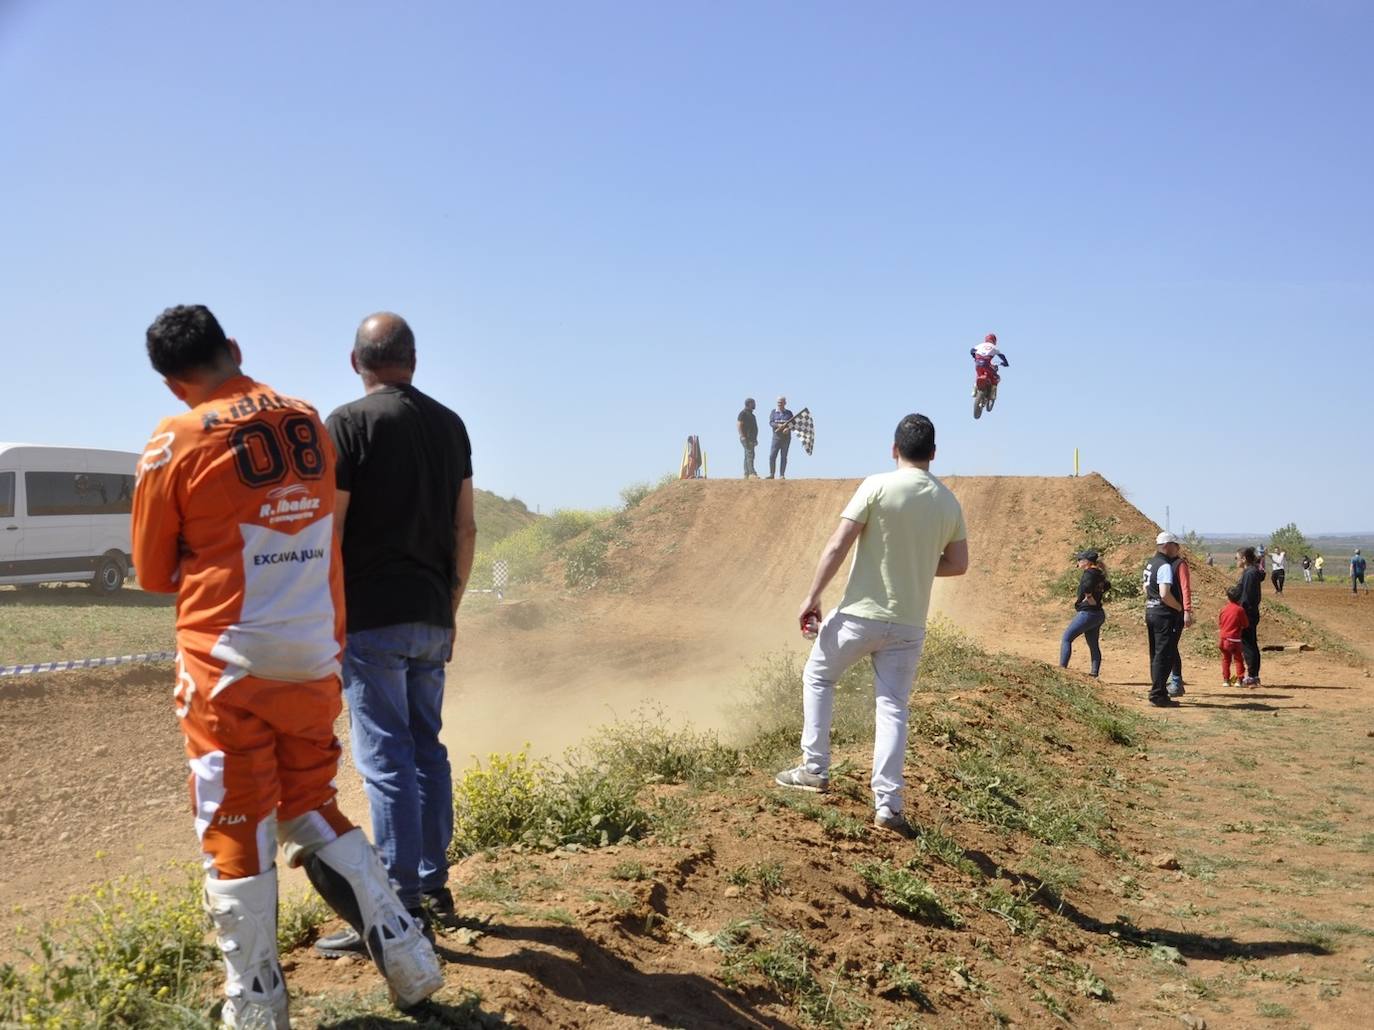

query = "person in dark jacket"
(1143, 532), (1186, 707)
(1059, 550), (1108, 676)
(1235, 546), (1265, 686)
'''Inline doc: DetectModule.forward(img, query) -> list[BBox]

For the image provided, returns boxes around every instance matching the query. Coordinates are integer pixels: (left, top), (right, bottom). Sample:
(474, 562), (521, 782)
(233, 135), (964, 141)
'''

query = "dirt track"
(1, 475), (1370, 1027)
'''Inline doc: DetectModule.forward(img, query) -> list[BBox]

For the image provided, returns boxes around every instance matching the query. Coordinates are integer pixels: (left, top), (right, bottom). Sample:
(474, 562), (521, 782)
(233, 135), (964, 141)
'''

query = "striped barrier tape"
(0, 651), (176, 679)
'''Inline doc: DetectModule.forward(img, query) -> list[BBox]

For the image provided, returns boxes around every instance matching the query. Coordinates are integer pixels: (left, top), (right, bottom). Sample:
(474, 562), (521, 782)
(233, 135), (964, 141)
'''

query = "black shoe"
(408, 907), (436, 946)
(314, 925), (365, 957)
(1149, 698), (1181, 708)
(422, 887), (455, 918)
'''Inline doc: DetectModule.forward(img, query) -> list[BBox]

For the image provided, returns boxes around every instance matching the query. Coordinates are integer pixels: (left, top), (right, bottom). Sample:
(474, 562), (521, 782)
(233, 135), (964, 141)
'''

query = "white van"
(0, 444), (139, 593)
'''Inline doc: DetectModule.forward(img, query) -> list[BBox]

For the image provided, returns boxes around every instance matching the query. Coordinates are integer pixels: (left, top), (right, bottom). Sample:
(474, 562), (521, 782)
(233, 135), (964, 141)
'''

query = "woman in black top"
(1235, 546), (1264, 685)
(1059, 550), (1110, 677)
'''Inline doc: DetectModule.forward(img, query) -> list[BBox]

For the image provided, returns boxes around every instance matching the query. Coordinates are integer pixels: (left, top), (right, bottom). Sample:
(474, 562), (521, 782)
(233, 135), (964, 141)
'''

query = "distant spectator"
(1059, 550), (1108, 677)
(1301, 554), (1312, 583)
(1218, 585), (1250, 687)
(1235, 547), (1264, 686)
(1270, 549), (1287, 594)
(1143, 532), (1186, 707)
(1353, 549), (1368, 595)
(1206, 553), (1215, 567)
(1315, 553), (1325, 581)
(737, 398), (759, 478)
(767, 396), (794, 479)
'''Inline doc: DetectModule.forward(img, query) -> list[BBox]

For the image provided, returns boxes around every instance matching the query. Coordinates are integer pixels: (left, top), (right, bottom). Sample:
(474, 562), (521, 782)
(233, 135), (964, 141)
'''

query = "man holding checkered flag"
(767, 398), (815, 478)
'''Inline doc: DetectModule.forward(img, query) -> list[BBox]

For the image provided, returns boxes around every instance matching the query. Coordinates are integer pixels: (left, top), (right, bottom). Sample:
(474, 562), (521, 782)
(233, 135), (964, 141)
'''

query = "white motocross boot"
(203, 872), (289, 1029)
(303, 829), (443, 1009)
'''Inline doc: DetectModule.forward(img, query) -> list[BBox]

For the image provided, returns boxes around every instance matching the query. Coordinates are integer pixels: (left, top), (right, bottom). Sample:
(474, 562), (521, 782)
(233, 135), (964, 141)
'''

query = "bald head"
(353, 312), (416, 381)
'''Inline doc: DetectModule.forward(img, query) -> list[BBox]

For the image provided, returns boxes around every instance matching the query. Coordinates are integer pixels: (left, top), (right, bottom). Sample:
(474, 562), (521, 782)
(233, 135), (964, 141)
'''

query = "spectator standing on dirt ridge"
(317, 312), (477, 957)
(1315, 553), (1325, 581)
(1143, 532), (1186, 707)
(131, 305), (442, 1026)
(737, 398), (759, 478)
(1270, 549), (1287, 594)
(775, 413), (968, 834)
(1235, 547), (1265, 686)
(1301, 554), (1312, 583)
(768, 396), (794, 479)
(1352, 549), (1368, 594)
(1059, 550), (1108, 677)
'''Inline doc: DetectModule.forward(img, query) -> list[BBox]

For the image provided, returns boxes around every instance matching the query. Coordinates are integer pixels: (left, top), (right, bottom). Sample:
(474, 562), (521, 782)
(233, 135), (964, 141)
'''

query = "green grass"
(771, 793), (869, 841)
(0, 587), (174, 666)
(726, 861), (785, 896)
(856, 861), (962, 927)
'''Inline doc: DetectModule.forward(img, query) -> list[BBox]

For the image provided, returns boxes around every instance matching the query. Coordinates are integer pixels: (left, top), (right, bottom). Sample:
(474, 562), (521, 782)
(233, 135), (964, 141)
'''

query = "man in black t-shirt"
(316, 312), (477, 956)
(737, 398), (759, 478)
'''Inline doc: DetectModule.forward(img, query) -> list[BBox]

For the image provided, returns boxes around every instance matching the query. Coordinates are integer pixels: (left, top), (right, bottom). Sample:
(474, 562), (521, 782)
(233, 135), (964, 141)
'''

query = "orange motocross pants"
(176, 650), (355, 879)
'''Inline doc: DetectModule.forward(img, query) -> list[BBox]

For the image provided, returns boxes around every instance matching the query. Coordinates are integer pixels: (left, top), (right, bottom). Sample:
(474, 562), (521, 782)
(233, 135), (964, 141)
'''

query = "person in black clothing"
(1143, 532), (1186, 707)
(1234, 546), (1264, 686)
(1059, 549), (1108, 676)
(737, 398), (759, 478)
(317, 311), (477, 956)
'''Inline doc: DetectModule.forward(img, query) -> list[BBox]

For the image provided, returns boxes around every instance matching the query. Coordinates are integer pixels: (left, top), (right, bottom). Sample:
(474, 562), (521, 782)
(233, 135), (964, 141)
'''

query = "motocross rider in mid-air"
(971, 333), (1010, 405)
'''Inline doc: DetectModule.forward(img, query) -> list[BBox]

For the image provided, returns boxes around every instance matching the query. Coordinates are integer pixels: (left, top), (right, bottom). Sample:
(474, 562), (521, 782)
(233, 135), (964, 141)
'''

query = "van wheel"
(92, 555), (126, 594)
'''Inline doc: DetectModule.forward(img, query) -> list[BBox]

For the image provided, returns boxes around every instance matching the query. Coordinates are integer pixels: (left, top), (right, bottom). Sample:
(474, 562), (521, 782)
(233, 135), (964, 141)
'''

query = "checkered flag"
(790, 408), (815, 455)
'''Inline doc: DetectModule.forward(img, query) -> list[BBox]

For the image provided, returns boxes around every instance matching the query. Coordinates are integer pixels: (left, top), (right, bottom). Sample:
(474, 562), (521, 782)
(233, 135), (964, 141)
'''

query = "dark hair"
(1241, 546), (1257, 565)
(894, 414), (935, 462)
(1225, 585), (1242, 603)
(353, 312), (416, 371)
(145, 305), (232, 378)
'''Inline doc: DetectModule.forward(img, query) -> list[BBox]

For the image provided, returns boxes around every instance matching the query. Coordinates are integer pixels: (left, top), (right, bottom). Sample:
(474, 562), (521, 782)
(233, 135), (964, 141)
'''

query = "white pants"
(801, 611), (926, 815)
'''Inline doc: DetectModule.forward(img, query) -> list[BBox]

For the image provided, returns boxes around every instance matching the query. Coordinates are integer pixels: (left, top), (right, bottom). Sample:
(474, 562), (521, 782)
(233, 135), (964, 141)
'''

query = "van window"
(25, 471), (135, 516)
(0, 471), (13, 519)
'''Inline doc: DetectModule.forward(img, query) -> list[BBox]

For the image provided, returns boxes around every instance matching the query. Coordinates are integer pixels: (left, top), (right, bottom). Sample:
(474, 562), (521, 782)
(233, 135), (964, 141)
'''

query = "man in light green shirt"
(776, 414), (968, 833)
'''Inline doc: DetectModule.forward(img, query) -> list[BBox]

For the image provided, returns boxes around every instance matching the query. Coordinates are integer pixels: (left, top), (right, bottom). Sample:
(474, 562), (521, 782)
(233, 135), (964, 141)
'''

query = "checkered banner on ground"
(0, 650), (176, 679)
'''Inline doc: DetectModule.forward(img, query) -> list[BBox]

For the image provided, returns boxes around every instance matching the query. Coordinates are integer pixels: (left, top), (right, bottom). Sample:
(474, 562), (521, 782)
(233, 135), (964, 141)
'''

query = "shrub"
(449, 749), (648, 856)
(527, 759), (648, 849)
(584, 705), (743, 786)
(564, 525), (615, 588)
(451, 750), (549, 856)
(0, 868), (216, 1027)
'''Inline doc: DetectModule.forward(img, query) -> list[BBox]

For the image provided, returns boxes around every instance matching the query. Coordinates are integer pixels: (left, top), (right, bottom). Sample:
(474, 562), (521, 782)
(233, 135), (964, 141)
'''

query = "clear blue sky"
(3, 1), (1370, 533)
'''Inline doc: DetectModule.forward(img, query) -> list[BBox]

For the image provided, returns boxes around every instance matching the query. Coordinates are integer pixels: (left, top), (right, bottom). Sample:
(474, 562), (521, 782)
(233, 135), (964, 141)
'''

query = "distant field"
(0, 586), (174, 667)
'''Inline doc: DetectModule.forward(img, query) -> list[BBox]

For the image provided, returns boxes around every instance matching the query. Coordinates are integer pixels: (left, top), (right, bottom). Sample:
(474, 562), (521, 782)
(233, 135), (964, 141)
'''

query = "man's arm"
(333, 489), (350, 543)
(1160, 584), (1183, 612)
(936, 538), (969, 577)
(130, 434), (184, 593)
(798, 518), (863, 620)
(1178, 560), (1194, 626)
(737, 418), (746, 441)
(452, 476), (477, 615)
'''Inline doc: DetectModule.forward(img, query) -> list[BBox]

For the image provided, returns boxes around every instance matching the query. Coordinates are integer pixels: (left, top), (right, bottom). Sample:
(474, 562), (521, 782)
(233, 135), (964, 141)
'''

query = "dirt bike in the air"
(972, 362), (1005, 419)
(971, 334), (1009, 420)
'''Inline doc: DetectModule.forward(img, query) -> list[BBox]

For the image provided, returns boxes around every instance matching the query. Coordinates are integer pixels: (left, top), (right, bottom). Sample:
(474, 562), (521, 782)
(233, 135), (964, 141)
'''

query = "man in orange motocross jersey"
(132, 305), (441, 1027)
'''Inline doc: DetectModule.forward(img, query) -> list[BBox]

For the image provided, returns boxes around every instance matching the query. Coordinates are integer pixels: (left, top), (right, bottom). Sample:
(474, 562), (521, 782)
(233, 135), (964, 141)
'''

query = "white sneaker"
(774, 765), (829, 792)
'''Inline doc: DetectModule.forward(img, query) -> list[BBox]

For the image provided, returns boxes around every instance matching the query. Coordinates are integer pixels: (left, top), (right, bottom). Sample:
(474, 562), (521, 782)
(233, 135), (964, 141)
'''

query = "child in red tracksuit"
(1218, 586), (1250, 686)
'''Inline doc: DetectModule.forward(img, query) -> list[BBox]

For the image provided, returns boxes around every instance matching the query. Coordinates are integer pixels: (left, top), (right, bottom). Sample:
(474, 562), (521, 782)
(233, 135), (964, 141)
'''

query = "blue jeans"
(769, 433), (790, 476)
(1059, 609), (1104, 675)
(342, 622), (453, 909)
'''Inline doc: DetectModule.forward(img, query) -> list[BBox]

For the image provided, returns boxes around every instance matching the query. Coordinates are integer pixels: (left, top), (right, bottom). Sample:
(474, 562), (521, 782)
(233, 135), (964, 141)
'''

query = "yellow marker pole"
(1074, 448), (1080, 477)
(702, 451), (708, 479)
